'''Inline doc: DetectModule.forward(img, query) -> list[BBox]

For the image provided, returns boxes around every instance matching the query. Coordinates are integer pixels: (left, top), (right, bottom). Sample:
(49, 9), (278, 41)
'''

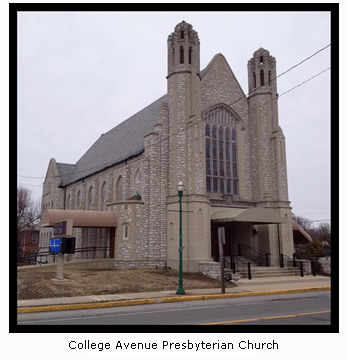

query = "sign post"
(218, 227), (226, 294)
(56, 254), (65, 281)
(50, 220), (74, 282)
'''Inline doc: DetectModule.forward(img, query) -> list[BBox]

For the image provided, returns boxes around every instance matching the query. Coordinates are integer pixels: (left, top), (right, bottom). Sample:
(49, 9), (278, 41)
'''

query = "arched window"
(100, 182), (107, 210)
(260, 70), (265, 86)
(115, 176), (123, 201)
(88, 186), (93, 209)
(76, 190), (81, 209)
(180, 46), (184, 64)
(67, 194), (71, 210)
(205, 107), (238, 195)
(135, 169), (142, 184)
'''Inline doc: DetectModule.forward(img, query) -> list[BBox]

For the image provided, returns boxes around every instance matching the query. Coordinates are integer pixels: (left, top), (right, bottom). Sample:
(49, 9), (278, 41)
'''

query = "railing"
(223, 256), (250, 279)
(236, 244), (272, 266)
(19, 246), (111, 266)
(214, 243), (316, 278)
(286, 254), (316, 276)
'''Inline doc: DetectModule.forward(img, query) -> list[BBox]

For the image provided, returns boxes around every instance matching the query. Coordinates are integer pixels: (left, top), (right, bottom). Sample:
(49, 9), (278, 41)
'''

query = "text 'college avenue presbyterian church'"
(40, 21), (299, 277)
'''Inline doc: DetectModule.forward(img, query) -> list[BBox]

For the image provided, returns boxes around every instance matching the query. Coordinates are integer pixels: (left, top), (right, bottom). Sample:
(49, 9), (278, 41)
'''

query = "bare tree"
(292, 215), (313, 233)
(316, 222), (331, 245)
(17, 186), (41, 260)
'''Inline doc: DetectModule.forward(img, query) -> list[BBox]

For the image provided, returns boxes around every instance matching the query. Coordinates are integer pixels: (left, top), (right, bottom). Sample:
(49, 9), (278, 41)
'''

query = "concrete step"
(226, 266), (300, 278)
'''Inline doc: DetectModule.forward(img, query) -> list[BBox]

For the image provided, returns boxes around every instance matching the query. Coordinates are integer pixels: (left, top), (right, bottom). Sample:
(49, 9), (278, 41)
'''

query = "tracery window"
(205, 107), (238, 195)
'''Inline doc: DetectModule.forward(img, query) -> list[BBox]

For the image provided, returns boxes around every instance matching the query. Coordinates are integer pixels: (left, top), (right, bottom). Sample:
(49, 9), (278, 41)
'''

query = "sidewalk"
(17, 275), (331, 313)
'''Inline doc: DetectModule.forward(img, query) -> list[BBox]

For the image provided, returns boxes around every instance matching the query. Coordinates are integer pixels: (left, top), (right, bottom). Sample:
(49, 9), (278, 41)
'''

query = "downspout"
(277, 223), (282, 267)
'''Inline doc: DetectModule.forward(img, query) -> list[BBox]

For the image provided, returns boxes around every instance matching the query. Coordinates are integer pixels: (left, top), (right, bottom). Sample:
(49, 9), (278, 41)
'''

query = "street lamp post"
(176, 180), (186, 295)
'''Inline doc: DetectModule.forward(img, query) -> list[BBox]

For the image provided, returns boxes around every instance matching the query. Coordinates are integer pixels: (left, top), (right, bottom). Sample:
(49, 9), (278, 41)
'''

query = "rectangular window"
(220, 179), (224, 194)
(123, 225), (129, 240)
(213, 178), (218, 193)
(233, 180), (238, 195)
(213, 160), (218, 176)
(232, 162), (238, 178)
(226, 161), (231, 178)
(225, 141), (230, 162)
(227, 179), (231, 194)
(206, 158), (211, 175)
(219, 159), (224, 177)
(219, 140), (224, 176)
(206, 177), (211, 192)
(206, 139), (211, 159)
(212, 139), (217, 158)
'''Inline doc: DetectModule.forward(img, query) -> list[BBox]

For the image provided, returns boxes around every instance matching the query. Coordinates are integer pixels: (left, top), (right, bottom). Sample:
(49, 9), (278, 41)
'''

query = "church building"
(40, 21), (295, 276)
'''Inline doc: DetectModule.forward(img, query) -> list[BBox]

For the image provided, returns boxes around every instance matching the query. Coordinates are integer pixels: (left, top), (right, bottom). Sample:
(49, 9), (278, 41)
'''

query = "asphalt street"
(17, 290), (330, 326)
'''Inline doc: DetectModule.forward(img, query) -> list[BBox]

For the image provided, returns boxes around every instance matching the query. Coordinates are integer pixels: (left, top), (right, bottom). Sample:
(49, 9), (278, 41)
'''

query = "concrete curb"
(17, 286), (330, 314)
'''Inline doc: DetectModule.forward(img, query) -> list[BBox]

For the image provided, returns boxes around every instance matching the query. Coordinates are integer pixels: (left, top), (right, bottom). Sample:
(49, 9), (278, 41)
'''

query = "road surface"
(17, 290), (330, 326)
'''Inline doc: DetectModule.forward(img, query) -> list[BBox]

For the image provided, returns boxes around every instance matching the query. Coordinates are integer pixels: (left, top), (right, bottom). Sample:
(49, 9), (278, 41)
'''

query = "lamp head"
(177, 180), (184, 193)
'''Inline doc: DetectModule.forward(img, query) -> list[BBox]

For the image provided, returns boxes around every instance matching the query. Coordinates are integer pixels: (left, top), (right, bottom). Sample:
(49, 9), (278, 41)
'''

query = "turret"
(248, 48), (279, 130)
(167, 21), (200, 77)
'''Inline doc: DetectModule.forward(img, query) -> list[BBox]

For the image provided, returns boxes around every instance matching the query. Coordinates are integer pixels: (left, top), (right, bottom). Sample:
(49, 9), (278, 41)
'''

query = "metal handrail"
(237, 244), (272, 266)
(18, 246), (111, 265)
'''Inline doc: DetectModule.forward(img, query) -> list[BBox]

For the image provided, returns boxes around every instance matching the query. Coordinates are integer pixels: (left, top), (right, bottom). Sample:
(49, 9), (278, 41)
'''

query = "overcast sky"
(17, 10), (331, 225)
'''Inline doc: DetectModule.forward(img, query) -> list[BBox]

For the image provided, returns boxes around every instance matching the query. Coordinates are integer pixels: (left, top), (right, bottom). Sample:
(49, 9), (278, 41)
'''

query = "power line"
(310, 219), (331, 223)
(279, 68), (330, 98)
(18, 66), (330, 182)
(18, 175), (44, 179)
(18, 44), (331, 181)
(18, 182), (43, 188)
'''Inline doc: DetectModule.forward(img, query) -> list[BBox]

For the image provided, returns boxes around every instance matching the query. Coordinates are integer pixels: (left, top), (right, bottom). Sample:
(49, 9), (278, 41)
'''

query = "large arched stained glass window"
(205, 107), (238, 195)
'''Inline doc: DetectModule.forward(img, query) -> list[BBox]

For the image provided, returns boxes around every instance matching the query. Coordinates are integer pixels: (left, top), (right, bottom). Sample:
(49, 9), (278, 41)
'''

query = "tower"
(166, 21), (210, 272)
(166, 21), (204, 196)
(247, 47), (285, 201)
(247, 47), (293, 258)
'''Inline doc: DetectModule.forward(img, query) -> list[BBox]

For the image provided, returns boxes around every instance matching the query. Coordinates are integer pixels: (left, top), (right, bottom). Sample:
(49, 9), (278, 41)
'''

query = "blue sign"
(49, 238), (62, 254)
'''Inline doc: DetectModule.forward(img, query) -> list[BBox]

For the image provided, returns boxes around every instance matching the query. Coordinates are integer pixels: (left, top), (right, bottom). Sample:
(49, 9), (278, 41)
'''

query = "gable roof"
(60, 94), (167, 186)
(200, 53), (246, 98)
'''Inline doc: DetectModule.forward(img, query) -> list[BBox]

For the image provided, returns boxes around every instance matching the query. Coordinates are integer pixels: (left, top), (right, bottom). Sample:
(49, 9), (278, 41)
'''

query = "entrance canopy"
(41, 209), (117, 228)
(211, 207), (286, 224)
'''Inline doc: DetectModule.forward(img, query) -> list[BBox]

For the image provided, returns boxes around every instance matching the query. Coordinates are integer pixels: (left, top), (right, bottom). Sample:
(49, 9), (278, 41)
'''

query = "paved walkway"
(17, 275), (331, 313)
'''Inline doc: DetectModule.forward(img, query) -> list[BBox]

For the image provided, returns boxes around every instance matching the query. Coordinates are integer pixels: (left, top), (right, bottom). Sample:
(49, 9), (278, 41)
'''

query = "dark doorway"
(109, 228), (115, 258)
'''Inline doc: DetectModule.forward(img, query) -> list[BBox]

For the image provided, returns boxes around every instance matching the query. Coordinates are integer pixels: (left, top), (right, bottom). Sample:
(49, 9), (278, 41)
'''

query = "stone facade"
(39, 21), (294, 273)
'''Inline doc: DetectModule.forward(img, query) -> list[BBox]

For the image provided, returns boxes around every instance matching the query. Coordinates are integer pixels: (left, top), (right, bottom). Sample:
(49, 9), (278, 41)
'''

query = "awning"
(211, 207), (286, 224)
(41, 209), (117, 228)
(292, 220), (312, 244)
